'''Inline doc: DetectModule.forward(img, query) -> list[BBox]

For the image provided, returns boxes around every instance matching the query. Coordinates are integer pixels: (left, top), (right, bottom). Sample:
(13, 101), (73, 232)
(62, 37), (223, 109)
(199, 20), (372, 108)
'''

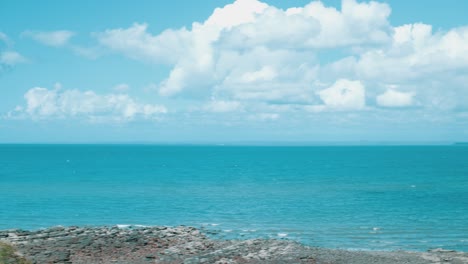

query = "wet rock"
(1, 226), (467, 264)
(429, 248), (456, 253)
(52, 250), (70, 262)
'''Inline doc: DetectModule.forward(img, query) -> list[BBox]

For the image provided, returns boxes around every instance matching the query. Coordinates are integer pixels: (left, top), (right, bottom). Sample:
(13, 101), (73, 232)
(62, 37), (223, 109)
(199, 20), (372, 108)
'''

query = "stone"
(429, 248), (456, 253)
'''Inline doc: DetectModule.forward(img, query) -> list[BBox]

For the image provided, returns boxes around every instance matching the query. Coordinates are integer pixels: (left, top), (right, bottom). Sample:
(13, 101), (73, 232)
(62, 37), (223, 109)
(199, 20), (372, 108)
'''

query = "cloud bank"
(8, 0), (468, 125)
(9, 86), (167, 122)
(92, 0), (468, 118)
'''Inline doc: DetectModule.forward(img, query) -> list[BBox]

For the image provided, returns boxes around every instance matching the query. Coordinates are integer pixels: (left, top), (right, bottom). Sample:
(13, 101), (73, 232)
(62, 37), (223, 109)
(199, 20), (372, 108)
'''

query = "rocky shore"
(1, 226), (467, 264)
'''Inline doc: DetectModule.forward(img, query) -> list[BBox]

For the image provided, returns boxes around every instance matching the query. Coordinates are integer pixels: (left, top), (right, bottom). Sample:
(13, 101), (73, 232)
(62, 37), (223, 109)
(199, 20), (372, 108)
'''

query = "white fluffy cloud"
(376, 89), (414, 107)
(354, 24), (468, 82)
(96, 0), (392, 103)
(204, 99), (242, 113)
(12, 0), (465, 124)
(317, 79), (366, 110)
(222, 0), (391, 49)
(23, 30), (75, 47)
(12, 86), (166, 121)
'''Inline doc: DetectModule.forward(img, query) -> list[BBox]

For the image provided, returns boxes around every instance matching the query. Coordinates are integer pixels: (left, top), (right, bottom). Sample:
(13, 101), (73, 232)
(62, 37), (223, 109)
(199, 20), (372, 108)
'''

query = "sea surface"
(1, 145), (467, 251)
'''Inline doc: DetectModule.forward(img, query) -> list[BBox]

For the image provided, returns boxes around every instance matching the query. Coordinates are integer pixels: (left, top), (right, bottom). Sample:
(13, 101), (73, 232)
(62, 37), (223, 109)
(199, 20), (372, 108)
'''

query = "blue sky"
(1, 0), (468, 143)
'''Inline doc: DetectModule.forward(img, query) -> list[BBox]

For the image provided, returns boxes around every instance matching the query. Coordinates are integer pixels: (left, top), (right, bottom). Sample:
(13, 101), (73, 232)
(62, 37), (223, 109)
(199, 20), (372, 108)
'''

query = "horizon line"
(0, 141), (465, 146)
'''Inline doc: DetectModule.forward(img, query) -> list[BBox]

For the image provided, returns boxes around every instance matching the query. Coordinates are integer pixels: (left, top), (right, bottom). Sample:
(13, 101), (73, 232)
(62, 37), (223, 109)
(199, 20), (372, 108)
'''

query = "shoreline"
(1, 226), (467, 264)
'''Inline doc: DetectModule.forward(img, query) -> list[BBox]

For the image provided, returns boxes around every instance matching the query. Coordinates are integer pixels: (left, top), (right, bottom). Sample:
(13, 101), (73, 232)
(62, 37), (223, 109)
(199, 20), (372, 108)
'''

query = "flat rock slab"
(1, 226), (467, 264)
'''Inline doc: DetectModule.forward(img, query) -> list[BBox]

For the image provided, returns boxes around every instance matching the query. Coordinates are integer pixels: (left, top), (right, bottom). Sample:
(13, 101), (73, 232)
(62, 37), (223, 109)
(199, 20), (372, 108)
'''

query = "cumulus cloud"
(239, 66), (277, 83)
(91, 0), (468, 117)
(96, 0), (392, 102)
(317, 79), (366, 110)
(23, 30), (75, 47)
(10, 86), (166, 121)
(354, 24), (468, 82)
(204, 99), (242, 113)
(376, 89), (414, 107)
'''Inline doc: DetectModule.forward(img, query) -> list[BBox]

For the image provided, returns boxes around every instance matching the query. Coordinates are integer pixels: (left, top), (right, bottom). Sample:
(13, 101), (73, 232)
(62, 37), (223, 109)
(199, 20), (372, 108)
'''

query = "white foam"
(116, 224), (147, 229)
(277, 233), (288, 237)
(202, 223), (220, 226)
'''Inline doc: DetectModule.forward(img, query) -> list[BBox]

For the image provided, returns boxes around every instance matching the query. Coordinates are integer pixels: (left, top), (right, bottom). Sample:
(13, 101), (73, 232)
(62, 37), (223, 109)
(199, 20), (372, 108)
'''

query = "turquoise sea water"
(1, 145), (467, 251)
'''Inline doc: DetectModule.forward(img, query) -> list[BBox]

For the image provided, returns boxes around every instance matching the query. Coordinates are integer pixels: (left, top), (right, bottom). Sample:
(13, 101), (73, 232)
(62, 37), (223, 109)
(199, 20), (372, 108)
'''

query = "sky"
(1, 0), (468, 143)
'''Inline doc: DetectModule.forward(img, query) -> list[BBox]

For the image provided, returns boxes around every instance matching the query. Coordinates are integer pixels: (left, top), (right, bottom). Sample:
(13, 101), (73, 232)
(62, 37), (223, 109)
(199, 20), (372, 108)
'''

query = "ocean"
(1, 145), (467, 251)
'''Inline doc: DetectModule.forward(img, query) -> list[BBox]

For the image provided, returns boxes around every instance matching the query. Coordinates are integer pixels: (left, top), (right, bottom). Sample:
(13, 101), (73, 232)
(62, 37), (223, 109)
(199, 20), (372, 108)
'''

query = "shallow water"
(1, 145), (467, 251)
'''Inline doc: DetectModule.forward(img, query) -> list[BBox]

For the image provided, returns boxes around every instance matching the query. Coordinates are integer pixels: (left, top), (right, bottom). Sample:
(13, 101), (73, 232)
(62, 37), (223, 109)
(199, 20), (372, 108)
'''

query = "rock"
(1, 226), (467, 264)
(48, 226), (65, 232)
(54, 251), (70, 261)
(7, 233), (18, 239)
(429, 248), (456, 253)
